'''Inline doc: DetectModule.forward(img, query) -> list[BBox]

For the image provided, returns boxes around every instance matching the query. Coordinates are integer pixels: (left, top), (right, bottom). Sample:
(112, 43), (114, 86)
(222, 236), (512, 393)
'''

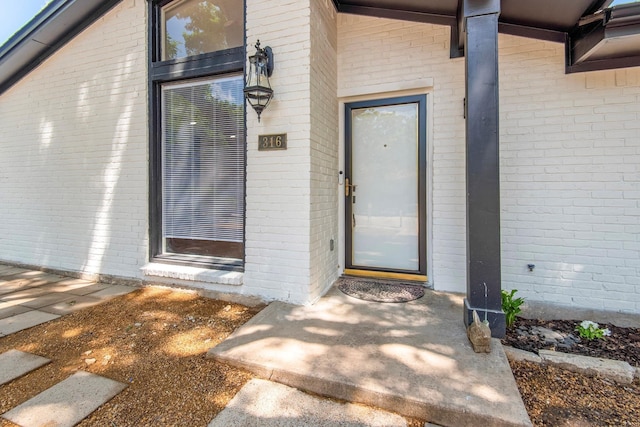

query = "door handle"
(345, 178), (357, 197)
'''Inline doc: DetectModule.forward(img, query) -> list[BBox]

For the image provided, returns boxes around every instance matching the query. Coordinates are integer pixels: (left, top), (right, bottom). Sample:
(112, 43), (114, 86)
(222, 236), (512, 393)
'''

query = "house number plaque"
(258, 133), (287, 151)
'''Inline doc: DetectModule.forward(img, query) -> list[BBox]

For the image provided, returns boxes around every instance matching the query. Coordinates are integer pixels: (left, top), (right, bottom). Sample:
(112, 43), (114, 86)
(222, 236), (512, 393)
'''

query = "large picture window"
(149, 0), (245, 269)
(162, 76), (244, 259)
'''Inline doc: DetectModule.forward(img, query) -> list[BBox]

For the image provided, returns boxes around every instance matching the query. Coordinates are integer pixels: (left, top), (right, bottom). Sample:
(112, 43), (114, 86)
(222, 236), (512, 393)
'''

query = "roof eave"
(0, 0), (123, 95)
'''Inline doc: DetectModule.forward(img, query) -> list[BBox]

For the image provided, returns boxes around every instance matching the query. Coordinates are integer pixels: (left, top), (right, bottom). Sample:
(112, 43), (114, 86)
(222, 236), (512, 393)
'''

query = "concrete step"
(208, 288), (532, 427)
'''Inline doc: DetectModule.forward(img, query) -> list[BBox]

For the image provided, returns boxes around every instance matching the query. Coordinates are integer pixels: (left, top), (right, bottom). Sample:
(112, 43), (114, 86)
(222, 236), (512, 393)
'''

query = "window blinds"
(161, 75), (244, 244)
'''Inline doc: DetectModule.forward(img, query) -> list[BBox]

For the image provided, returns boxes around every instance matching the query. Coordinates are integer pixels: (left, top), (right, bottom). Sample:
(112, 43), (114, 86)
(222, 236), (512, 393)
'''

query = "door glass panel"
(351, 103), (419, 271)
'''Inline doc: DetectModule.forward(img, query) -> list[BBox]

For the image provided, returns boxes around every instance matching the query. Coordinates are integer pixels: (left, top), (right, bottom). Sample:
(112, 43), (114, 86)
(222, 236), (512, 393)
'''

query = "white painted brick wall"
(338, 15), (640, 313)
(244, 0), (315, 303)
(245, 0), (340, 304)
(2, 3), (637, 312)
(499, 36), (640, 313)
(309, 0), (339, 301)
(0, 0), (148, 278)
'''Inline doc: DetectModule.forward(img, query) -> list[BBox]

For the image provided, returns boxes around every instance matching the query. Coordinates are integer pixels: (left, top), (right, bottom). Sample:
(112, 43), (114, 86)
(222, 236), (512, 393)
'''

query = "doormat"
(337, 277), (425, 303)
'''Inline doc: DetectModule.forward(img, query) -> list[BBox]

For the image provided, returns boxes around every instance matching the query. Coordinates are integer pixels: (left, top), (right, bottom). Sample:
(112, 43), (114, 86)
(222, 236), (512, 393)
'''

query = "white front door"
(345, 95), (427, 278)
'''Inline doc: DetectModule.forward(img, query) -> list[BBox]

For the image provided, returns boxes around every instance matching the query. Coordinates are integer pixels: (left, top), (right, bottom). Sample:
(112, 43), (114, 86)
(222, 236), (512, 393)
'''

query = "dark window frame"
(147, 0), (246, 271)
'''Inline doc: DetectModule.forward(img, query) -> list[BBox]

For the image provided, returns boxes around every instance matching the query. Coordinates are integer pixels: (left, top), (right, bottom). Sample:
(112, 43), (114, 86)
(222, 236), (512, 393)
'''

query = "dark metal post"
(462, 0), (506, 338)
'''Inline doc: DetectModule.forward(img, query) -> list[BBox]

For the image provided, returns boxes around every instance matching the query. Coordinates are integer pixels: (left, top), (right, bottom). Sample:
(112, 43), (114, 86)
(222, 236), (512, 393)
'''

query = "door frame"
(344, 95), (428, 278)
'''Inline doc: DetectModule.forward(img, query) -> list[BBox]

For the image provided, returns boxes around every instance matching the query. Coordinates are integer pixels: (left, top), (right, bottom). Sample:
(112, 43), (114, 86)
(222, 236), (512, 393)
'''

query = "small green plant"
(501, 289), (524, 328)
(575, 320), (611, 340)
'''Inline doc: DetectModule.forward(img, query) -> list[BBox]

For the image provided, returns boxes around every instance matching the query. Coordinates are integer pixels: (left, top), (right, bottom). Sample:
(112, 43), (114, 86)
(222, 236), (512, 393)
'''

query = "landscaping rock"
(503, 346), (542, 364)
(531, 326), (564, 343)
(539, 350), (635, 384)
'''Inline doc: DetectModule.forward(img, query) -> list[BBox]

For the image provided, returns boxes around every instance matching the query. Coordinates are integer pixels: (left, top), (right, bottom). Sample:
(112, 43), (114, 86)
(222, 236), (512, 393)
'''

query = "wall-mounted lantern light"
(244, 40), (274, 122)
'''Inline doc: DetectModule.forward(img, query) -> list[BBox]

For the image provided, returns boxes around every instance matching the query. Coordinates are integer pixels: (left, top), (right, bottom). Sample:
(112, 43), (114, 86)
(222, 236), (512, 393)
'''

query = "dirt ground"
(0, 287), (258, 426)
(0, 287), (424, 427)
(511, 361), (640, 427)
(1, 288), (638, 426)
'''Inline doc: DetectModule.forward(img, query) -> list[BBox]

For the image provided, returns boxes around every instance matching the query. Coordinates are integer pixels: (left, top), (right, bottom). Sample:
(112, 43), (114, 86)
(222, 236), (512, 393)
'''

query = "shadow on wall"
(0, 47), (146, 277)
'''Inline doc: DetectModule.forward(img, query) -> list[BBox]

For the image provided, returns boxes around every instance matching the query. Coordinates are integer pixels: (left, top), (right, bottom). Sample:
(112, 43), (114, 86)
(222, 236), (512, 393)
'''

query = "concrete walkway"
(209, 378), (408, 426)
(209, 287), (533, 427)
(0, 264), (134, 336)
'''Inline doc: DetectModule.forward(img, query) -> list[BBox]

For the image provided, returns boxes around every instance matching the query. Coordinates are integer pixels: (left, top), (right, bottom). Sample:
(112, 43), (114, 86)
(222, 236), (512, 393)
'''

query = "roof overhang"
(0, 0), (123, 95)
(333, 0), (640, 73)
(568, 2), (640, 73)
(332, 0), (610, 36)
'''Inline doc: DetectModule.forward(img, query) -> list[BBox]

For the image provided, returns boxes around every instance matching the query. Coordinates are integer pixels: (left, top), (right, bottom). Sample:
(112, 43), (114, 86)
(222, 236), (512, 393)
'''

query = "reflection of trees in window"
(181, 2), (224, 56)
(163, 0), (243, 60)
(165, 35), (179, 60)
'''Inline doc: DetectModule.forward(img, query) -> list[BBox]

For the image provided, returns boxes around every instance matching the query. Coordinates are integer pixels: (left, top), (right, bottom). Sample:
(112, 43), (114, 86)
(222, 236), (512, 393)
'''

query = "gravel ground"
(511, 361), (640, 427)
(0, 287), (258, 426)
(0, 287), (423, 427)
(2, 289), (636, 427)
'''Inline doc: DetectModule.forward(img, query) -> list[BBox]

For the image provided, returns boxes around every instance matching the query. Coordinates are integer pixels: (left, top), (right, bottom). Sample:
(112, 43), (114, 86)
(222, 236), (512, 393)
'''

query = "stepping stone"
(63, 282), (111, 296)
(18, 292), (81, 310)
(0, 286), (52, 302)
(0, 305), (31, 320)
(39, 295), (103, 316)
(0, 279), (45, 296)
(87, 285), (135, 300)
(0, 350), (51, 386)
(0, 267), (28, 277)
(2, 371), (127, 427)
(0, 310), (60, 336)
(208, 379), (407, 427)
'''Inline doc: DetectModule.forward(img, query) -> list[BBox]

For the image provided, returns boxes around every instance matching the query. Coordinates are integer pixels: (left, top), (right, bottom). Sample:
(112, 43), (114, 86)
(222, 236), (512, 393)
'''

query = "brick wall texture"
(0, 4), (638, 312)
(337, 14), (640, 313)
(0, 0), (148, 278)
(244, 0), (315, 303)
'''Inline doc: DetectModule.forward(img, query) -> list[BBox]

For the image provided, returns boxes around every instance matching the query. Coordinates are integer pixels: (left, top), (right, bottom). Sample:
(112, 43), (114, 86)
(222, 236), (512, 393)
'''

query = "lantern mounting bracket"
(264, 46), (274, 77)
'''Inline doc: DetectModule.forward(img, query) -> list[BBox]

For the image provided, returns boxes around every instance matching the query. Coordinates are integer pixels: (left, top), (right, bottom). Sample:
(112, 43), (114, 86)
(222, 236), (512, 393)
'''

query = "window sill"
(141, 263), (243, 286)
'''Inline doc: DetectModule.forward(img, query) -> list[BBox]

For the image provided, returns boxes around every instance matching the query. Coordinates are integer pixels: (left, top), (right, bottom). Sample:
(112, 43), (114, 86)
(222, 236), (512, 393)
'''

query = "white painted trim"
(141, 263), (243, 286)
(337, 78), (434, 99)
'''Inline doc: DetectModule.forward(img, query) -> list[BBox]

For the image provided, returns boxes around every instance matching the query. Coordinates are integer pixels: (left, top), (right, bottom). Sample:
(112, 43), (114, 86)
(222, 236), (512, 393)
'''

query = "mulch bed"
(504, 317), (640, 426)
(502, 317), (640, 367)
